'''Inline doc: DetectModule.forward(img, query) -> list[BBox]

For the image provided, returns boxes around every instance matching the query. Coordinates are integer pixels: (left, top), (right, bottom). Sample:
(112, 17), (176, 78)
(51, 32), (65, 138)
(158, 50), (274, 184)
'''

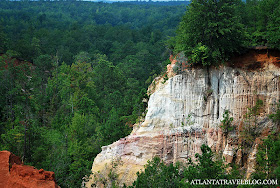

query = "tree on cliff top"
(175, 0), (245, 66)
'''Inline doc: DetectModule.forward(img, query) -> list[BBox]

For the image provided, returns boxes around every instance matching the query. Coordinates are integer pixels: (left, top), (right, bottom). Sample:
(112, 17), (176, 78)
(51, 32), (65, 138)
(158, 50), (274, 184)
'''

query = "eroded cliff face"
(85, 50), (280, 187)
(0, 151), (59, 188)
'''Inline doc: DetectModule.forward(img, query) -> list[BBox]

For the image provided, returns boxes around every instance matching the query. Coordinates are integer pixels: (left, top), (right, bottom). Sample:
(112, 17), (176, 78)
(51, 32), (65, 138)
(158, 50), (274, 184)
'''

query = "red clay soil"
(0, 150), (59, 188)
(229, 49), (280, 70)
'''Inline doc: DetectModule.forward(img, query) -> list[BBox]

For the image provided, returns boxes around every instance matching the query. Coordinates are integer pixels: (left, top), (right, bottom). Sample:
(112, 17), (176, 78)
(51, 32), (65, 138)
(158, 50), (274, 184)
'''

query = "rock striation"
(0, 150), (59, 188)
(85, 50), (280, 187)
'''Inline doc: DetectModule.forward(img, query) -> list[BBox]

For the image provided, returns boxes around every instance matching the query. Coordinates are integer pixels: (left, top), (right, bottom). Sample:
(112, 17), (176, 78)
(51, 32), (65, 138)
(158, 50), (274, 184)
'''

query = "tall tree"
(264, 0), (280, 49)
(175, 0), (245, 66)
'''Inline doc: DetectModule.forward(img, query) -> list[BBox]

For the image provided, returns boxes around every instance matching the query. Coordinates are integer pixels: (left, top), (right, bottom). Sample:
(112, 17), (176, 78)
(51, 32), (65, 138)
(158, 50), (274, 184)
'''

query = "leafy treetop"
(174, 0), (245, 66)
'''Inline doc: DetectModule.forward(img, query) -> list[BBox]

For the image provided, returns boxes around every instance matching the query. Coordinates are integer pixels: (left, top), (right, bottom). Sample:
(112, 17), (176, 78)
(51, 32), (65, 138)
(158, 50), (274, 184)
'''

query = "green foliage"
(221, 110), (234, 136)
(1, 123), (25, 156)
(240, 0), (280, 48)
(130, 144), (239, 188)
(45, 56), (131, 186)
(172, 0), (280, 63)
(181, 114), (195, 127)
(0, 39), (157, 186)
(191, 43), (211, 66)
(266, 4), (280, 49)
(241, 99), (264, 151)
(185, 114), (195, 126)
(1, 1), (280, 187)
(182, 145), (230, 187)
(0, 1), (185, 63)
(175, 0), (245, 66)
(269, 100), (280, 127)
(252, 133), (280, 187)
(130, 156), (182, 188)
(161, 74), (168, 84)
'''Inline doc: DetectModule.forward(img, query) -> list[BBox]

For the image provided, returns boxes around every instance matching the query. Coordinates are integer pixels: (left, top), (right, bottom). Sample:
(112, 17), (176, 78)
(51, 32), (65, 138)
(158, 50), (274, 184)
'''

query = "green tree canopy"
(175, 0), (245, 66)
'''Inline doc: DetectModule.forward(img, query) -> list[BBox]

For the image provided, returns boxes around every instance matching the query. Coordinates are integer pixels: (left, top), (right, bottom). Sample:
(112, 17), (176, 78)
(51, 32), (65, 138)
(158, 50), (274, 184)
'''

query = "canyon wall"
(85, 50), (280, 187)
(0, 151), (59, 188)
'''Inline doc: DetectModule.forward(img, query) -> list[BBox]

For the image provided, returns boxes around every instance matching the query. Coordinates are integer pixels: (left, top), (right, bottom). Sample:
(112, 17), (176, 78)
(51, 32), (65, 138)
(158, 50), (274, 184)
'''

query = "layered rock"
(0, 150), (59, 188)
(85, 50), (280, 187)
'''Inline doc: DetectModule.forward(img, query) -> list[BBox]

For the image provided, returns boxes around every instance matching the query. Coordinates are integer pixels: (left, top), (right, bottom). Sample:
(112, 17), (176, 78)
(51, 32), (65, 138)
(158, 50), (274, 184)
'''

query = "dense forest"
(0, 0), (280, 187)
(0, 1), (187, 187)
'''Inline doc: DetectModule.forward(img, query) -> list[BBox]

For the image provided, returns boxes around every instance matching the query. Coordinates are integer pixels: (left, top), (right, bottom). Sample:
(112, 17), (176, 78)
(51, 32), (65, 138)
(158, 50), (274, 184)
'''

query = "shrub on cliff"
(175, 0), (245, 66)
(269, 100), (280, 128)
(220, 110), (234, 137)
(240, 99), (264, 151)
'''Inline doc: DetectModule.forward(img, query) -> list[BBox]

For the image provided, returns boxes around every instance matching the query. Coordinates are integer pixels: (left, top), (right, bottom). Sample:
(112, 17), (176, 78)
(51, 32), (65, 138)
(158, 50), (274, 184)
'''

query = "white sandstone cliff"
(85, 50), (280, 187)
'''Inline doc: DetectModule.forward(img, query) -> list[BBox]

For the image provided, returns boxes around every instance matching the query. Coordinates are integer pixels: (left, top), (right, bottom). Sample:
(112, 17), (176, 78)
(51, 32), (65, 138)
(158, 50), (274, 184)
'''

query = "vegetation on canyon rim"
(172, 0), (280, 67)
(0, 0), (280, 187)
